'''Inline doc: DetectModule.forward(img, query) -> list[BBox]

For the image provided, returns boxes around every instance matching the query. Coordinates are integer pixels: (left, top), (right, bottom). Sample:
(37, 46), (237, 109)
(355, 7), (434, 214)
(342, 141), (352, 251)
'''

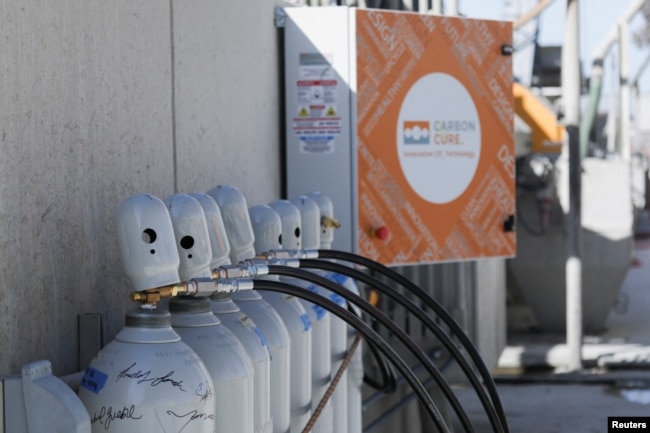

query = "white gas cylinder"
(189, 192), (232, 268)
(206, 185), (256, 264)
(307, 191), (364, 433)
(95, 194), (215, 432)
(233, 290), (292, 433)
(170, 297), (255, 433)
(212, 295), (273, 433)
(114, 194), (180, 292)
(210, 186), (291, 433)
(164, 193), (213, 279)
(270, 199), (333, 433)
(78, 309), (216, 433)
(165, 193), (263, 433)
(304, 191), (335, 250)
(250, 204), (314, 433)
(292, 195), (348, 433)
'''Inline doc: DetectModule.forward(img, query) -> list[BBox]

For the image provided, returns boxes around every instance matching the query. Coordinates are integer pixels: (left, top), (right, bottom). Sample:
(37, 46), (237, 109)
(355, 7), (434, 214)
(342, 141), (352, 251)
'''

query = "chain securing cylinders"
(129, 255), (306, 306)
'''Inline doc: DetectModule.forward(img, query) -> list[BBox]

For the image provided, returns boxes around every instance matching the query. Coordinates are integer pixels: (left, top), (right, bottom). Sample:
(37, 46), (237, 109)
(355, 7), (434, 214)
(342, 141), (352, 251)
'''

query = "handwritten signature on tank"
(115, 362), (186, 391)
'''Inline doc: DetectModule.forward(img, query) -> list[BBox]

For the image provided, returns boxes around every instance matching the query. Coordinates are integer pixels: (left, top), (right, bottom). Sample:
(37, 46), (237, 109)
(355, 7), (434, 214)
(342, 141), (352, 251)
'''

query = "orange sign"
(355, 10), (515, 265)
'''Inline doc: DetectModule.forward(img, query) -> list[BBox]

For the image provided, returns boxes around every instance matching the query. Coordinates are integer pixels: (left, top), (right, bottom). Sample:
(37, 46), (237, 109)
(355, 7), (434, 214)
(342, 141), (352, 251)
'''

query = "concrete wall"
(0, 0), (282, 375)
(173, 1), (282, 200)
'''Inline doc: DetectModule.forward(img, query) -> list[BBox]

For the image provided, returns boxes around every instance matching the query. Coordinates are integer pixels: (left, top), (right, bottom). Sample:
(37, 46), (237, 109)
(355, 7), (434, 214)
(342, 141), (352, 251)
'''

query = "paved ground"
(453, 379), (650, 433)
(451, 236), (650, 432)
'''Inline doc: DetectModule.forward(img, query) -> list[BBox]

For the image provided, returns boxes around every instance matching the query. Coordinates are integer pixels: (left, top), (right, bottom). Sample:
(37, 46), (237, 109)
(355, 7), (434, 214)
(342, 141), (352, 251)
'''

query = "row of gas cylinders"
(77, 186), (364, 433)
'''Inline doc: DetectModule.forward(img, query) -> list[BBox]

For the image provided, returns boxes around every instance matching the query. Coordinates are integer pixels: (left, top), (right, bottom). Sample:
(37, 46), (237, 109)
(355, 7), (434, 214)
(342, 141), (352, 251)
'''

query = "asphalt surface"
(451, 236), (650, 433)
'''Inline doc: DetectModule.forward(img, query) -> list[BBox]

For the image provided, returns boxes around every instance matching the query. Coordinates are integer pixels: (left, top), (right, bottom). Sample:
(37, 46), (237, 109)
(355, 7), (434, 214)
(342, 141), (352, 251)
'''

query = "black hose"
(362, 325), (399, 393)
(315, 249), (510, 433)
(251, 278), (450, 433)
(364, 375), (438, 433)
(362, 347), (450, 411)
(298, 259), (505, 433)
(265, 265), (475, 433)
(337, 283), (398, 393)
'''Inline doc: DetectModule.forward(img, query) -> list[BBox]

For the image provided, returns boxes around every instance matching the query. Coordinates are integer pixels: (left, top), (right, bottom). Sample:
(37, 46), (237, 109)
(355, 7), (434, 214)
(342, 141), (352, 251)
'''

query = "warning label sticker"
(293, 52), (341, 151)
(300, 136), (335, 154)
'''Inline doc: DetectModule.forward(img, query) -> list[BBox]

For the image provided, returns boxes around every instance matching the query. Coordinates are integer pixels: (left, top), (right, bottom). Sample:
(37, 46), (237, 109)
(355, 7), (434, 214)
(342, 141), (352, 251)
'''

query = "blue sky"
(459, 0), (650, 93)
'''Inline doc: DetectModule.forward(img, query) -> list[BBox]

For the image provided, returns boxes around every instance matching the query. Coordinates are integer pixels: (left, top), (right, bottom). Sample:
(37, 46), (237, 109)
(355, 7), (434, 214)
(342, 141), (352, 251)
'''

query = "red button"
(372, 226), (390, 240)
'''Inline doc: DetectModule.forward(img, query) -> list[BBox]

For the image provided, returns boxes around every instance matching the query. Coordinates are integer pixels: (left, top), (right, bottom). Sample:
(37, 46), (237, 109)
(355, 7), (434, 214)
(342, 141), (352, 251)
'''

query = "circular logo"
(397, 73), (481, 204)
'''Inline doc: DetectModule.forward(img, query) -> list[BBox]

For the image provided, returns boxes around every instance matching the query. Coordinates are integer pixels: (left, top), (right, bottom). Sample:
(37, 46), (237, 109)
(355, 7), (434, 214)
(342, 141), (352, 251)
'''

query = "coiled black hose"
(362, 329), (398, 393)
(297, 258), (505, 433)
(252, 278), (451, 433)
(315, 249), (510, 433)
(265, 265), (475, 433)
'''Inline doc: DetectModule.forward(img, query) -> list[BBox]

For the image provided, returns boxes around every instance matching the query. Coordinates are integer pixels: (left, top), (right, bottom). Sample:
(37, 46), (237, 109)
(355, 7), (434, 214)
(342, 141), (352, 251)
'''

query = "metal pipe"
(620, 21), (631, 162)
(562, 0), (583, 373)
(445, 0), (457, 15)
(580, 0), (647, 157)
(430, 0), (442, 14)
(455, 262), (468, 332)
(632, 52), (650, 90)
(606, 57), (619, 155)
(581, 71), (604, 158)
(632, 52), (650, 120)
(590, 0), (646, 63)
(513, 0), (556, 30)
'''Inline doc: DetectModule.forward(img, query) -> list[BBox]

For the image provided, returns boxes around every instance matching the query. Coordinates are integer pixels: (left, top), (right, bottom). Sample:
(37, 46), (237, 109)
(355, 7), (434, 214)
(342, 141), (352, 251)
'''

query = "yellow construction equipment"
(513, 82), (564, 153)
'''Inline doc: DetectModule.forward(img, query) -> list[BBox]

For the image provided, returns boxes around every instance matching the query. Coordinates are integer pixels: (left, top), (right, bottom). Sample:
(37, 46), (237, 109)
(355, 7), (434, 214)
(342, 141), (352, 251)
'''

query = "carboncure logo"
(403, 121), (430, 144)
(397, 73), (481, 204)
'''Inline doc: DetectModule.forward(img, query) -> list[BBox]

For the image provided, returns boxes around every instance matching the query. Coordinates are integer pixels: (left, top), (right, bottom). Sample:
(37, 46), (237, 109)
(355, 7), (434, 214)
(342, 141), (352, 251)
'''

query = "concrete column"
(562, 0), (583, 372)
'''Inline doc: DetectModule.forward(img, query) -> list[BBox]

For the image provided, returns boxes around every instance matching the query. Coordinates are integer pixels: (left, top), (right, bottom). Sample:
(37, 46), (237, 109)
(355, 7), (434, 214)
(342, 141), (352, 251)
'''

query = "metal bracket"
(503, 214), (516, 232)
(274, 7), (288, 28)
(78, 313), (103, 371)
(2, 361), (90, 433)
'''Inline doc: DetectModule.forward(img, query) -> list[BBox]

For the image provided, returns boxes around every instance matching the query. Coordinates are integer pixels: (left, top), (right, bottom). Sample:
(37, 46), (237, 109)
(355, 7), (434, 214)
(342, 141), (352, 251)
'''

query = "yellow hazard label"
(298, 107), (309, 117)
(326, 106), (337, 116)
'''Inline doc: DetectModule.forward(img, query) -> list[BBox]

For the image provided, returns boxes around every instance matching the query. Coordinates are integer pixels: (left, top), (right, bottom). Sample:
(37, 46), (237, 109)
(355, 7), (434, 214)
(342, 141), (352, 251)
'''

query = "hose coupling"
(186, 277), (255, 296)
(213, 262), (270, 279)
(321, 215), (342, 229)
(264, 257), (301, 268)
(262, 249), (319, 260)
(130, 277), (256, 305)
(129, 282), (189, 305)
